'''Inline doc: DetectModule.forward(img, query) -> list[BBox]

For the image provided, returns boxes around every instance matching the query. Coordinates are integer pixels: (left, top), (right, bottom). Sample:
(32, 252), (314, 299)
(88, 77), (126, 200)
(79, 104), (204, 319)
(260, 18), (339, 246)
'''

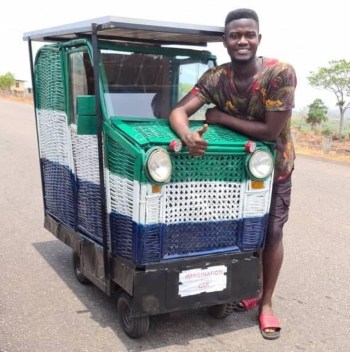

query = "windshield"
(101, 49), (214, 119)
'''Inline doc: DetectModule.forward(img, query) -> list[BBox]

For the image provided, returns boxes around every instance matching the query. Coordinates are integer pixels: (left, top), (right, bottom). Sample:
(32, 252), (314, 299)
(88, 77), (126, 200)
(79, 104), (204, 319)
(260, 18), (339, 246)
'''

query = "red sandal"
(259, 313), (281, 340)
(234, 297), (258, 312)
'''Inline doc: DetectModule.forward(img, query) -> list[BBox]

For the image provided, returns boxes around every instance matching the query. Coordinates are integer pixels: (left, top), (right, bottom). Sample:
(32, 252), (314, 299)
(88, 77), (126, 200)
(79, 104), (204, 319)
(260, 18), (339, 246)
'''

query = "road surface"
(0, 99), (349, 352)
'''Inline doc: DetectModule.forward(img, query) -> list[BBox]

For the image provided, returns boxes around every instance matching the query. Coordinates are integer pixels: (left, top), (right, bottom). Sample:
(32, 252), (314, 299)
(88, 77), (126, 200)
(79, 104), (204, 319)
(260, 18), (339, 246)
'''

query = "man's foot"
(234, 297), (259, 312)
(259, 313), (281, 340)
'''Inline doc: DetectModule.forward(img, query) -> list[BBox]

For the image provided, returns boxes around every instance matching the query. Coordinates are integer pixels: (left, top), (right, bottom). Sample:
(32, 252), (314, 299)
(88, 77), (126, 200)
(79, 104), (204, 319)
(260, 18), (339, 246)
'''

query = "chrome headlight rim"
(145, 147), (172, 183)
(246, 149), (274, 181)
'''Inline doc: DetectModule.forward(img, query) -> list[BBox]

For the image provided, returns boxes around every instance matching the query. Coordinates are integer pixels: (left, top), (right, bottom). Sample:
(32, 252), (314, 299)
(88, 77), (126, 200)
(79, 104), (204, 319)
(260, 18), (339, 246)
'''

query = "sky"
(1, 0), (349, 111)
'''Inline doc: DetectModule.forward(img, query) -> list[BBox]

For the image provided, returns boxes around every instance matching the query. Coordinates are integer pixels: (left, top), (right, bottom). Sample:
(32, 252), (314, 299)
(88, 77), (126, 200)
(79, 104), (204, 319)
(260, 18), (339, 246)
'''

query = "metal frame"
(24, 18), (224, 239)
(23, 16), (224, 46)
(91, 23), (111, 293)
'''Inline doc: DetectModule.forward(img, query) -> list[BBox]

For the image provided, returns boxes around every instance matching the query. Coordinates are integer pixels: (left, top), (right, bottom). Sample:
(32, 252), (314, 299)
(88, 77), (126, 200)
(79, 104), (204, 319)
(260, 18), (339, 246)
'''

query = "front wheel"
(117, 292), (149, 338)
(207, 302), (236, 319)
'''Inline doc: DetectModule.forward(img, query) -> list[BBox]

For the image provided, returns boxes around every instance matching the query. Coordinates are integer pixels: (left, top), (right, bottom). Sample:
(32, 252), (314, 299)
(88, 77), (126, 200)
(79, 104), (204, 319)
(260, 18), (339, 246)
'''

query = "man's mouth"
(236, 48), (250, 54)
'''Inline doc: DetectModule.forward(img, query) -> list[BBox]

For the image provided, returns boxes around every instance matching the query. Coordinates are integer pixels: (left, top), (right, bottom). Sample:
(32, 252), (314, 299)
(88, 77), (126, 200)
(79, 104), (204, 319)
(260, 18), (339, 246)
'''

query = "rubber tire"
(207, 302), (236, 319)
(117, 292), (150, 338)
(72, 251), (89, 284)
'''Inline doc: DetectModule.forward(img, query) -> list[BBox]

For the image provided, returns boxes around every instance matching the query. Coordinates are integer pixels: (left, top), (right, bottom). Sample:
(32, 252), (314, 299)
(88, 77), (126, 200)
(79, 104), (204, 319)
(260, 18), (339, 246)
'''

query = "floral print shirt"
(192, 57), (297, 181)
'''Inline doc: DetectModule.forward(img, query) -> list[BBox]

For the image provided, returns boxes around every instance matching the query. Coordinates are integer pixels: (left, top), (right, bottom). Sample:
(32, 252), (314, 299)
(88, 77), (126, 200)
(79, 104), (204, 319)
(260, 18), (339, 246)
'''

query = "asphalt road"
(0, 99), (349, 352)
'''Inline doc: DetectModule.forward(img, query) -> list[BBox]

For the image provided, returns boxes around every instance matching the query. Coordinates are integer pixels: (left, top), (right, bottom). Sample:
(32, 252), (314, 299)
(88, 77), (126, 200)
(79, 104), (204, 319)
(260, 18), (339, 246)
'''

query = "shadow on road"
(33, 239), (257, 350)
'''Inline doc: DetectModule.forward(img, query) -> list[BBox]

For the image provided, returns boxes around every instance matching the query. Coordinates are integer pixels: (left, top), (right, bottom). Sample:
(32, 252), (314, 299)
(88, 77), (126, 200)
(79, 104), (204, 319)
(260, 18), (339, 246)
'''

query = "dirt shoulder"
(0, 93), (33, 105)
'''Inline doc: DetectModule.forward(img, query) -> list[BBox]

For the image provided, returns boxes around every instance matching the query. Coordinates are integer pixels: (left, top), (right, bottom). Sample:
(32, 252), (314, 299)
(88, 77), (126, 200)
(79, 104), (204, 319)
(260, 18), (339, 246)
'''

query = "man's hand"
(183, 124), (208, 156)
(205, 107), (222, 125)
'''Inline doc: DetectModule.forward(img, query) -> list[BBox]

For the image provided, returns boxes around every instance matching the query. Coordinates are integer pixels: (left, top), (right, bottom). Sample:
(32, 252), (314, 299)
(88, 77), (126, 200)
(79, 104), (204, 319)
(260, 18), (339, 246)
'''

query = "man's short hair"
(225, 8), (259, 29)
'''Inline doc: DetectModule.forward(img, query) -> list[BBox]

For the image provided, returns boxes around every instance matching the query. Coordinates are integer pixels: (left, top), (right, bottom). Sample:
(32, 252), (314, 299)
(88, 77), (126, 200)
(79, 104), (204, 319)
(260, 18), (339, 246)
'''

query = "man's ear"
(222, 34), (227, 48)
(258, 34), (262, 44)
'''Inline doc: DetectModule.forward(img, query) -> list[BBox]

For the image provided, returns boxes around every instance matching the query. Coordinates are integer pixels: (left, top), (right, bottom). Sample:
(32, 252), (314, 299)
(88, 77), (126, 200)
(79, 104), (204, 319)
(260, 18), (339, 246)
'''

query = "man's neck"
(231, 56), (261, 80)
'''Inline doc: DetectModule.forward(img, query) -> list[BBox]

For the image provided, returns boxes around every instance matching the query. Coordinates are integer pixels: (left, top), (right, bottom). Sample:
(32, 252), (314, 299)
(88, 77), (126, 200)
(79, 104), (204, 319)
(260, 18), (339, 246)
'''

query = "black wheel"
(72, 251), (89, 284)
(117, 292), (149, 338)
(207, 302), (236, 319)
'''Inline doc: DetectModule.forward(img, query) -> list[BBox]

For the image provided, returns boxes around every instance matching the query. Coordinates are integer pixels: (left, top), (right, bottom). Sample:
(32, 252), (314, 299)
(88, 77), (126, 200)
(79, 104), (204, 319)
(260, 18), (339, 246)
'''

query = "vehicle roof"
(23, 16), (224, 46)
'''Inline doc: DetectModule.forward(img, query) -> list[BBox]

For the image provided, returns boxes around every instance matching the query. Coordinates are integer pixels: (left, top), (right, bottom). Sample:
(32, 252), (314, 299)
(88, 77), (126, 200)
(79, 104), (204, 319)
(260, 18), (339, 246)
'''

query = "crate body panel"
(107, 120), (274, 265)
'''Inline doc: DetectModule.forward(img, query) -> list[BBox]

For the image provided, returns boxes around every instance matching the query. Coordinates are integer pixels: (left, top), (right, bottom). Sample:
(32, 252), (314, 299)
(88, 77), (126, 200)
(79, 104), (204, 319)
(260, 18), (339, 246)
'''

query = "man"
(169, 8), (297, 340)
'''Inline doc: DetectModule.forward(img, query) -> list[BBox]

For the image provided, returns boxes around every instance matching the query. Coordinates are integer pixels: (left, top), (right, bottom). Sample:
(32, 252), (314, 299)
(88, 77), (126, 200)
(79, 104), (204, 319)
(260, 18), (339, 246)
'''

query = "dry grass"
(293, 129), (350, 164)
(295, 145), (350, 164)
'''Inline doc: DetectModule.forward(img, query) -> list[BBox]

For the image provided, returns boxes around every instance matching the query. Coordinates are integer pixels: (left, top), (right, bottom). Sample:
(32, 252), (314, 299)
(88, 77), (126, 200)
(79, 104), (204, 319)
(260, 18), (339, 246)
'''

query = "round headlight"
(248, 150), (274, 180)
(146, 148), (172, 183)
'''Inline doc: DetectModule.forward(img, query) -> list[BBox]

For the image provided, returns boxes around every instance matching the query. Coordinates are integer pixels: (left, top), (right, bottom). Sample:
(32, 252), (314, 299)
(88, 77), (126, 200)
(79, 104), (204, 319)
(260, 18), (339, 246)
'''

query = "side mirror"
(76, 95), (97, 135)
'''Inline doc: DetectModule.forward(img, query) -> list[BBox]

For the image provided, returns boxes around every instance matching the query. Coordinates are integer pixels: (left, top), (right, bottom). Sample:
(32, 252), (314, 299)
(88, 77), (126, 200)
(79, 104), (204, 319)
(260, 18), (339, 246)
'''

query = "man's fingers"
(189, 149), (206, 157)
(197, 123), (208, 137)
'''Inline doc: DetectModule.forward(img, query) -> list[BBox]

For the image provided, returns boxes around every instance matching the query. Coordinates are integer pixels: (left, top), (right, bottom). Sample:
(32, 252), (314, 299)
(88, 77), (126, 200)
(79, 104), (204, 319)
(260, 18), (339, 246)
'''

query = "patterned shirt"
(192, 57), (297, 181)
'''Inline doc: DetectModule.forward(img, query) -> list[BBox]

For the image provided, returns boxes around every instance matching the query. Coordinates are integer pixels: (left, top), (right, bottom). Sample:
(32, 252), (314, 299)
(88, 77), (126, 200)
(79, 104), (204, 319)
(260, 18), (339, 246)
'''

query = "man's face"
(223, 18), (261, 63)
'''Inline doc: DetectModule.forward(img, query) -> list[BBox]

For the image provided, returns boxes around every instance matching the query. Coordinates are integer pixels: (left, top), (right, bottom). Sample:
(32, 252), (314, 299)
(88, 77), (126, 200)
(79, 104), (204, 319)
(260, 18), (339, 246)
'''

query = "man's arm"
(205, 107), (291, 141)
(169, 93), (208, 156)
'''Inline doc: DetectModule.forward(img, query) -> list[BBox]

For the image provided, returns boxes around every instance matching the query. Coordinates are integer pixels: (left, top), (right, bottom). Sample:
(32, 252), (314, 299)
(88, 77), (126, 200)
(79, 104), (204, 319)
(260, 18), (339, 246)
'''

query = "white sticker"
(179, 265), (227, 297)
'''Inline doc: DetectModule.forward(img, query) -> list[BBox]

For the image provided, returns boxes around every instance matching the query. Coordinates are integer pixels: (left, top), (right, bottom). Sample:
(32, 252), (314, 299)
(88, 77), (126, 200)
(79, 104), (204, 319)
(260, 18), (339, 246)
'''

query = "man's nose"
(238, 35), (248, 44)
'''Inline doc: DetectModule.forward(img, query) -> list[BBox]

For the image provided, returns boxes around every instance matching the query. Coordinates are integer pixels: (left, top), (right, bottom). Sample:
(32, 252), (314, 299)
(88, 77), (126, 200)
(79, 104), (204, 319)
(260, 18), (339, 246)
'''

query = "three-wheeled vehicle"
(23, 16), (275, 338)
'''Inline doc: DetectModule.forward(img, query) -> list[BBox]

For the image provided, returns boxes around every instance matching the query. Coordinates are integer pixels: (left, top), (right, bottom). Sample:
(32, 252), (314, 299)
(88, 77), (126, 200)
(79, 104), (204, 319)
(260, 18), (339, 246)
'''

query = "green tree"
(306, 98), (328, 130)
(308, 60), (350, 137)
(0, 72), (15, 91)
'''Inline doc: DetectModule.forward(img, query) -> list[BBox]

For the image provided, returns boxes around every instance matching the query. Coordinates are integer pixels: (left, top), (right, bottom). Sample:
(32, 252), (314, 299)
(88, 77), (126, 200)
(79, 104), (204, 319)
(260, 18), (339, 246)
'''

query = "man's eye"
(230, 34), (239, 40)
